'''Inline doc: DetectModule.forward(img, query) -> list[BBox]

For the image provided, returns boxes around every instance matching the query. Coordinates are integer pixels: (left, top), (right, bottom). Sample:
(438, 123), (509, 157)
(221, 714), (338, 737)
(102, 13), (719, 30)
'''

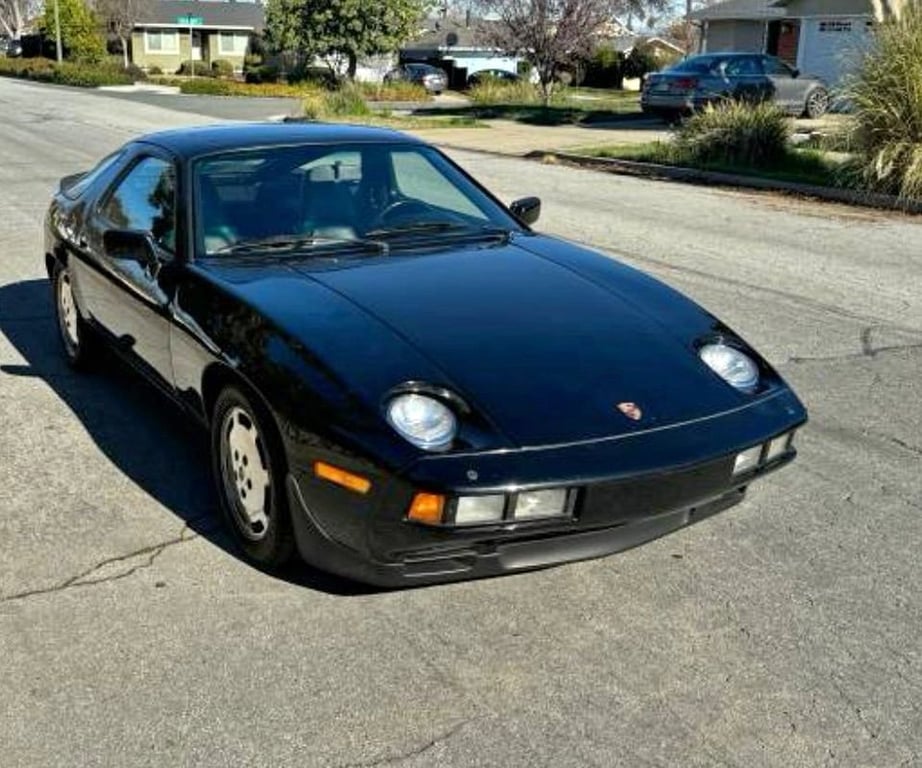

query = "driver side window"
(101, 156), (177, 253)
(391, 152), (485, 219)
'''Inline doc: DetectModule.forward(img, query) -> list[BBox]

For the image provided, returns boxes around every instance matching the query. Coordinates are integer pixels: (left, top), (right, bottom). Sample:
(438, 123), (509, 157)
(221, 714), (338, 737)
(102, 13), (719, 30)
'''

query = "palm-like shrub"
(844, 7), (922, 200)
(675, 100), (790, 168)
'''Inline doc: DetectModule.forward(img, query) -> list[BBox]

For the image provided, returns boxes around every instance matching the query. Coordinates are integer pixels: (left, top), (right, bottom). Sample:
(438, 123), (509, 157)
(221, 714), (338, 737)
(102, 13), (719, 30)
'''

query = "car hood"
(266, 234), (761, 448)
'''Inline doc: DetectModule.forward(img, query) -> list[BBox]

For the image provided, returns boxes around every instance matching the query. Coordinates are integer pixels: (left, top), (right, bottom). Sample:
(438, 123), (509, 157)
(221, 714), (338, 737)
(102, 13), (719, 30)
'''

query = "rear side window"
(63, 151), (124, 199)
(669, 56), (720, 74)
(762, 56), (794, 76)
(724, 57), (761, 76)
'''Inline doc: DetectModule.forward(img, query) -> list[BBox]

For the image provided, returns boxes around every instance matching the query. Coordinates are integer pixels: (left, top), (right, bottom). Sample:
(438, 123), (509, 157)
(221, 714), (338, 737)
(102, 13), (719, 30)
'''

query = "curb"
(526, 150), (922, 215)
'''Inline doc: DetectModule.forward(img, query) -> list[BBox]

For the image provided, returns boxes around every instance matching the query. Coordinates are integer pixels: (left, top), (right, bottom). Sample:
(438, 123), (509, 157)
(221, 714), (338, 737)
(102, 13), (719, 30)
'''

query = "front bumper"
(285, 389), (805, 587)
(288, 476), (748, 587)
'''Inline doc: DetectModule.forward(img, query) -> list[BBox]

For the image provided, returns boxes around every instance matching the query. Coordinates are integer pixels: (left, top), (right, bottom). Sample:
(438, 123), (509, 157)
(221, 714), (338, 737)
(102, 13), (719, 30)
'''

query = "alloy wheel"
(220, 405), (272, 541)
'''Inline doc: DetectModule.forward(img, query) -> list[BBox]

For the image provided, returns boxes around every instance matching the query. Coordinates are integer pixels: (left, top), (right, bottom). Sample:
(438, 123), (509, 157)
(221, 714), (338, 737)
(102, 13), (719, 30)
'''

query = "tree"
(41, 0), (106, 62)
(475, 0), (668, 104)
(0, 0), (39, 40)
(95, 0), (150, 68)
(265, 0), (427, 79)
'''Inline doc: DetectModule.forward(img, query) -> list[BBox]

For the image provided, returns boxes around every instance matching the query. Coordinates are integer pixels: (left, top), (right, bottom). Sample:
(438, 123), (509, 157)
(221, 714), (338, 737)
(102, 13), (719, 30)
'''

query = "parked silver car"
(384, 63), (448, 95)
(642, 53), (829, 120)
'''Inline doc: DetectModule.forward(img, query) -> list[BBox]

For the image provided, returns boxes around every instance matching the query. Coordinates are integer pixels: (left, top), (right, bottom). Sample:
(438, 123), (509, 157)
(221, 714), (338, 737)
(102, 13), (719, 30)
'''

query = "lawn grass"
(327, 114), (487, 130)
(578, 141), (845, 187)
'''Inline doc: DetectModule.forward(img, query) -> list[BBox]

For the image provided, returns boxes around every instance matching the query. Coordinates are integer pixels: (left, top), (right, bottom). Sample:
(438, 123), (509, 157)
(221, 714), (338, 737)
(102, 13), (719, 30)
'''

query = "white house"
(691, 0), (875, 87)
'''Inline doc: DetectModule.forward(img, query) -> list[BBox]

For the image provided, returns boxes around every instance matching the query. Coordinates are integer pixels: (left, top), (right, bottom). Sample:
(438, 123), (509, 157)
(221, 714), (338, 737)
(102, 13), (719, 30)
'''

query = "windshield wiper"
(365, 221), (512, 240)
(214, 235), (389, 257)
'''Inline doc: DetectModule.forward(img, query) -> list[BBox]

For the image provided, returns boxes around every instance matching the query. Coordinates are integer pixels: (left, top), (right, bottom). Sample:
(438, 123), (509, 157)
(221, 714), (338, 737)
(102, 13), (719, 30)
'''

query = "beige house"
(132, 0), (264, 74)
(690, 0), (874, 87)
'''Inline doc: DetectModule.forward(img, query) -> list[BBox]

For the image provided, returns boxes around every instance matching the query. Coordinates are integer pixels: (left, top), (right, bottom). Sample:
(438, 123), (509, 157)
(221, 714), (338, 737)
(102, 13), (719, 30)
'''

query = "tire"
(804, 87), (829, 119)
(51, 259), (96, 369)
(211, 385), (295, 570)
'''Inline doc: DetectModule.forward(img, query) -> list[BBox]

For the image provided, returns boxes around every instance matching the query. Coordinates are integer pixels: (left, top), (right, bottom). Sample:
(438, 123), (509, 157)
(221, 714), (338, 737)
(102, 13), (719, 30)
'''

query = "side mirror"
(103, 229), (156, 264)
(59, 172), (85, 193)
(510, 196), (541, 226)
(791, 68), (800, 78)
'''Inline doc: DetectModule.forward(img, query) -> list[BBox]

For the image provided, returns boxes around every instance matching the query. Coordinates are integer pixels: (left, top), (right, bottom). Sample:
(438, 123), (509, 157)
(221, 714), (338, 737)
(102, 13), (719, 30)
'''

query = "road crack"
(338, 720), (473, 768)
(0, 524), (199, 604)
(784, 340), (922, 366)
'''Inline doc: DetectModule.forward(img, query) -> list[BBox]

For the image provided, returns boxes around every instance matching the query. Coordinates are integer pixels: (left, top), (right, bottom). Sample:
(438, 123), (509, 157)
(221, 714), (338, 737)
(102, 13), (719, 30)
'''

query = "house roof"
(608, 34), (684, 55)
(403, 17), (500, 53)
(136, 0), (265, 30)
(688, 0), (785, 21)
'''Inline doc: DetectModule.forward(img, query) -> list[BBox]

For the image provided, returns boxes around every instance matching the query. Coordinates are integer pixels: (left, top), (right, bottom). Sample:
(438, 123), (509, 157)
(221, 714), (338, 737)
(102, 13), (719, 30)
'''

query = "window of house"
(145, 29), (179, 53)
(218, 32), (249, 56)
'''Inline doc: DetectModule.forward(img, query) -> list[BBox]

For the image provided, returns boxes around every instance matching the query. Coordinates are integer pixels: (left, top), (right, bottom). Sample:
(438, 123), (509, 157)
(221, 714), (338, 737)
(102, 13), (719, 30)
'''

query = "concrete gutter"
(526, 150), (922, 216)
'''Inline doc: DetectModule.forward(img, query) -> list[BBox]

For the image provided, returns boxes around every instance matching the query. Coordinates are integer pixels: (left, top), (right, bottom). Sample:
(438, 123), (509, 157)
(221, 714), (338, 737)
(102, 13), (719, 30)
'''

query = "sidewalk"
(406, 118), (671, 156)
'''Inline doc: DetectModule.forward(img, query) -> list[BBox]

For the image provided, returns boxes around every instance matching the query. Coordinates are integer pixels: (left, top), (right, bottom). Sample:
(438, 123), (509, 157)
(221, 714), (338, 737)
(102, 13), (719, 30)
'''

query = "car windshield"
(194, 142), (520, 257)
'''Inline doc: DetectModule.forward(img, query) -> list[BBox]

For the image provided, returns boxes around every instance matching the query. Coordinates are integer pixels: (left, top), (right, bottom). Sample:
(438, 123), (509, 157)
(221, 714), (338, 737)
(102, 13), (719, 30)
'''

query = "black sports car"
(44, 123), (806, 586)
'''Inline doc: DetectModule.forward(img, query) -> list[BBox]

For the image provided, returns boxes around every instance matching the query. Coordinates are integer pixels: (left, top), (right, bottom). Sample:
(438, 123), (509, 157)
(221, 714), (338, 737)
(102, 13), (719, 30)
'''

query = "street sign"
(176, 14), (204, 25)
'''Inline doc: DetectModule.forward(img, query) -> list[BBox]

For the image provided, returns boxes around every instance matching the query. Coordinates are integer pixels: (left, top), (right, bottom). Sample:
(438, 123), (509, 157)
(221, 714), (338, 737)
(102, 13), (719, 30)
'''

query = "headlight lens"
(455, 495), (505, 525)
(386, 393), (457, 451)
(699, 343), (759, 392)
(514, 489), (569, 520)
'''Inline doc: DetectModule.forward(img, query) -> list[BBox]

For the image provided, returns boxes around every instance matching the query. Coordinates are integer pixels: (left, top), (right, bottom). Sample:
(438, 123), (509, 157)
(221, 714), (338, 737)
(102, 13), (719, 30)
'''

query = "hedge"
(0, 57), (135, 87)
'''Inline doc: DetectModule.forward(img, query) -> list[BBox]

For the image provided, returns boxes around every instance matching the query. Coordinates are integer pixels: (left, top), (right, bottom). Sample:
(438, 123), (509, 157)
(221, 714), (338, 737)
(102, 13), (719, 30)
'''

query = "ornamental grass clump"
(468, 79), (542, 105)
(674, 100), (790, 169)
(843, 6), (922, 200)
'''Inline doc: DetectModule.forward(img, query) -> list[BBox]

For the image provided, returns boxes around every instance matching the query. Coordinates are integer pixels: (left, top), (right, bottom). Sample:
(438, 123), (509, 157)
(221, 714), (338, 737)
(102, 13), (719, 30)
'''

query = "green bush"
(321, 82), (371, 116)
(244, 64), (280, 84)
(623, 44), (661, 81)
(211, 59), (235, 78)
(468, 79), (542, 105)
(583, 47), (624, 89)
(148, 65), (163, 76)
(287, 64), (339, 89)
(356, 80), (429, 102)
(41, 0), (105, 63)
(176, 77), (233, 94)
(0, 56), (133, 87)
(177, 60), (216, 77)
(674, 100), (790, 168)
(843, 6), (922, 200)
(302, 82), (373, 120)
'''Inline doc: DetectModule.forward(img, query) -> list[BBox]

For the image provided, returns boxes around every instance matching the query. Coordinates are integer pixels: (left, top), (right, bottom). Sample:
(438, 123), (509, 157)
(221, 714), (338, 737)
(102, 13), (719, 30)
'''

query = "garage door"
(800, 17), (872, 88)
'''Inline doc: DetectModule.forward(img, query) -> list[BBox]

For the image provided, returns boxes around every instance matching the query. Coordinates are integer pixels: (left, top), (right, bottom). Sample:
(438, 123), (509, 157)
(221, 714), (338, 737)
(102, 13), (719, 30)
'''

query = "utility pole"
(54, 0), (63, 62)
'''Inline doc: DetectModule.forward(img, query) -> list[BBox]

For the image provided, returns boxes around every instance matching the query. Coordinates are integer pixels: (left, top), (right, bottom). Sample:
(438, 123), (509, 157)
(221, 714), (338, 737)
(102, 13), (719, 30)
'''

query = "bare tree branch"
(475, 0), (666, 103)
(92, 0), (151, 67)
(0, 0), (40, 40)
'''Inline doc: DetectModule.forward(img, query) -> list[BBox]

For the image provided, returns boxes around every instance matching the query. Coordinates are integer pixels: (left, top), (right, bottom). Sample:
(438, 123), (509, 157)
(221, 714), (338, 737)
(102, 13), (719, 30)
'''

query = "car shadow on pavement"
(0, 279), (379, 597)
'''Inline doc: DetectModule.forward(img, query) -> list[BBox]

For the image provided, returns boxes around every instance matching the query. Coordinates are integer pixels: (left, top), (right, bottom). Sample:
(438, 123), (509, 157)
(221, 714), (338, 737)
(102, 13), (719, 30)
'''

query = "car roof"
(135, 122), (424, 160)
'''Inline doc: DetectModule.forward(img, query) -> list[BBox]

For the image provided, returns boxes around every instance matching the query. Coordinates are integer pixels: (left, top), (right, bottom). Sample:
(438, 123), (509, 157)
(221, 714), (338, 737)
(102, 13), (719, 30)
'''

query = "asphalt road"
(1, 78), (921, 768)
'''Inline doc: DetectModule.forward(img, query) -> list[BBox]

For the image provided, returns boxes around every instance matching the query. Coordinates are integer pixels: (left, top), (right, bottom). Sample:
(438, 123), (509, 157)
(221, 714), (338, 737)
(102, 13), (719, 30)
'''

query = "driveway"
(1, 78), (921, 768)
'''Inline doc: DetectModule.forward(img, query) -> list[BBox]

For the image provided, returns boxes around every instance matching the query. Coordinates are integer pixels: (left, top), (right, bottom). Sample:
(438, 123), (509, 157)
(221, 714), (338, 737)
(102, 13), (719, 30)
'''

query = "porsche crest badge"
(616, 402), (643, 421)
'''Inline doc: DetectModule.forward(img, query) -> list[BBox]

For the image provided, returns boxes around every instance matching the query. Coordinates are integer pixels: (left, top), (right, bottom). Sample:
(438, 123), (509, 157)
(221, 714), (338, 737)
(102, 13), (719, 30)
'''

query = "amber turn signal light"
(313, 461), (372, 495)
(407, 492), (446, 525)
